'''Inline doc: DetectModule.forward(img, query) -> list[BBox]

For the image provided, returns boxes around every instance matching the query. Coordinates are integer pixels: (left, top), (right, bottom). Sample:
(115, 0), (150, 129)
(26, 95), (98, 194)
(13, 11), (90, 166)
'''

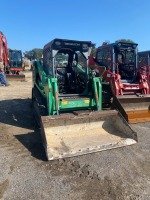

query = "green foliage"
(24, 48), (43, 60)
(115, 39), (135, 43)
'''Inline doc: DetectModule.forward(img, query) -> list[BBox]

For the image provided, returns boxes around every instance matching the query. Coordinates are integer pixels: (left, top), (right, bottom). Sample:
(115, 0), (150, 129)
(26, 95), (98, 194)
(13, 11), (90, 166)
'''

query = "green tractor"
(32, 38), (137, 160)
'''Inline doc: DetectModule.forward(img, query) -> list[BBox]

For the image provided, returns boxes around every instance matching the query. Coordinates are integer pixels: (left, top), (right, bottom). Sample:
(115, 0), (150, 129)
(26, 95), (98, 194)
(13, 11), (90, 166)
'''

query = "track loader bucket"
(113, 95), (150, 124)
(33, 94), (137, 160)
(6, 74), (25, 81)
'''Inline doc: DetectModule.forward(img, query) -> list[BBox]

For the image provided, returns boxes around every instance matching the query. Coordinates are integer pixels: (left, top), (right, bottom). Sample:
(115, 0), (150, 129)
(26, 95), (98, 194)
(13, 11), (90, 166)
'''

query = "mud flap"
(113, 95), (150, 124)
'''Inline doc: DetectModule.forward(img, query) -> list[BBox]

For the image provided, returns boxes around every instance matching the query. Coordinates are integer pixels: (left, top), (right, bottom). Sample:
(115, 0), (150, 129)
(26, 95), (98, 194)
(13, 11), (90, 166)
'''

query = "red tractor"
(89, 41), (150, 123)
(138, 50), (150, 93)
(0, 31), (9, 71)
(8, 49), (23, 74)
(0, 31), (25, 80)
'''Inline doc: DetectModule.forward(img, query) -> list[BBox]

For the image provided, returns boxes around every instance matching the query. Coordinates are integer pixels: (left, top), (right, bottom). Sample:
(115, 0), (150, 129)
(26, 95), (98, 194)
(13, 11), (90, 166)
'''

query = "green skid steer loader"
(32, 38), (137, 160)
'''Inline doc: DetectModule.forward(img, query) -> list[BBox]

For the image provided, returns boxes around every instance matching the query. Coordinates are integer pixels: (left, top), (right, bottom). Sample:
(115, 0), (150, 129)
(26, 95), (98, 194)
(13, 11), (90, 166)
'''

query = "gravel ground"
(0, 71), (150, 200)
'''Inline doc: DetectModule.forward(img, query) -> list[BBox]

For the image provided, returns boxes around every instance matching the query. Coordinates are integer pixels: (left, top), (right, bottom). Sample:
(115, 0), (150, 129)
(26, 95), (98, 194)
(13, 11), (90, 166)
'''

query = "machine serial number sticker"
(62, 101), (68, 105)
(84, 100), (90, 103)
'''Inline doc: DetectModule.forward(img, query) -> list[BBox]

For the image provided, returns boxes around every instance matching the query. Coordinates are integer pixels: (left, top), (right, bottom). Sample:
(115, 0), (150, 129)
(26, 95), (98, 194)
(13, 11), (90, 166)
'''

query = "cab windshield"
(54, 49), (87, 94)
(117, 49), (135, 65)
(54, 50), (86, 70)
(116, 48), (136, 81)
(9, 51), (22, 62)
